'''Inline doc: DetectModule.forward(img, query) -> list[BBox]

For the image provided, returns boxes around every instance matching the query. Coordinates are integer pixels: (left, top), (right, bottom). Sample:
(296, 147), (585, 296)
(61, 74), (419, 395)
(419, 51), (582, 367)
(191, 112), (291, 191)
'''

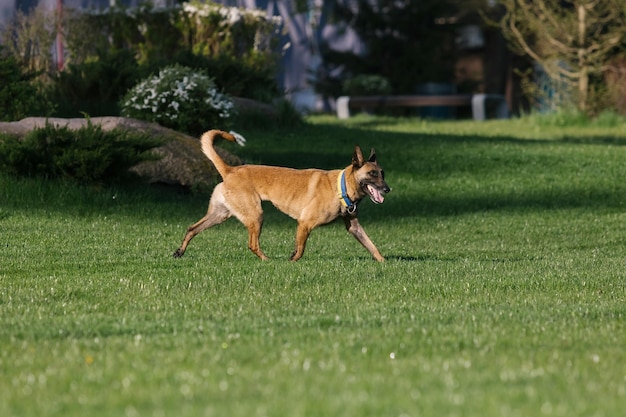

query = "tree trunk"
(578, 66), (589, 113)
(577, 3), (587, 113)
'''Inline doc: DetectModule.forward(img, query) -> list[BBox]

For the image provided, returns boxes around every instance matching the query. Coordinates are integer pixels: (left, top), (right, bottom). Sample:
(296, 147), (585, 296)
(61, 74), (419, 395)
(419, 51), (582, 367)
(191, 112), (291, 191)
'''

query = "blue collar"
(337, 170), (357, 213)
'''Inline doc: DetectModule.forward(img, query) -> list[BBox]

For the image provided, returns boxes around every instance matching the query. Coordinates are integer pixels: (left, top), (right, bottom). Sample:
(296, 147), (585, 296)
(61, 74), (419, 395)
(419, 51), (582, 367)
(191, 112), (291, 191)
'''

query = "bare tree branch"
(536, 0), (574, 44)
(495, 0), (626, 113)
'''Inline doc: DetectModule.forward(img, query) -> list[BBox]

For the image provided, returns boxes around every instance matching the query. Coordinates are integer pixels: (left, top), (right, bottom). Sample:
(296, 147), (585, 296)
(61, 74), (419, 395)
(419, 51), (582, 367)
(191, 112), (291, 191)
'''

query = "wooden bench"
(336, 94), (509, 120)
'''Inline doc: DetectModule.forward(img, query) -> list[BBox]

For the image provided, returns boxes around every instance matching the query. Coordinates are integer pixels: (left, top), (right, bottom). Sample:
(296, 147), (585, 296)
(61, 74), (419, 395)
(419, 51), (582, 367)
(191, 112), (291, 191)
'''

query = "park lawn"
(1, 115), (625, 417)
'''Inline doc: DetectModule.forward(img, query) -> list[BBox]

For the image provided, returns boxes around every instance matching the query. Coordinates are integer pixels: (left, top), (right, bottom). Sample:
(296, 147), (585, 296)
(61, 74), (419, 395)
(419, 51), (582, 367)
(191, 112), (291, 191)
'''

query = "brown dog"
(173, 130), (390, 261)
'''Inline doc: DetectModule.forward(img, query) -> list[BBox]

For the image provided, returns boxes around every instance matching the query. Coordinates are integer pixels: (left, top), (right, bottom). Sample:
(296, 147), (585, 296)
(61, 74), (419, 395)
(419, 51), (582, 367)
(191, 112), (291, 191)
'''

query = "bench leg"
(471, 94), (487, 121)
(336, 96), (351, 119)
(471, 94), (509, 121)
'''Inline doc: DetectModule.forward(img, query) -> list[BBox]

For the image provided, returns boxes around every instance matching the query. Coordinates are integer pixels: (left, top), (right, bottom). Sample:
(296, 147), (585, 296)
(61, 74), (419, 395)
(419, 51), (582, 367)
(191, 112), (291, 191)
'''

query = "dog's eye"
(370, 171), (379, 178)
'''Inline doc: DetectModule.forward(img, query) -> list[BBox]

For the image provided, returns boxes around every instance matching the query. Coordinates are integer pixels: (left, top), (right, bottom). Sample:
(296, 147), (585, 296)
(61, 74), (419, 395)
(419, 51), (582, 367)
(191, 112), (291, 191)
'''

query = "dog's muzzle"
(364, 183), (390, 204)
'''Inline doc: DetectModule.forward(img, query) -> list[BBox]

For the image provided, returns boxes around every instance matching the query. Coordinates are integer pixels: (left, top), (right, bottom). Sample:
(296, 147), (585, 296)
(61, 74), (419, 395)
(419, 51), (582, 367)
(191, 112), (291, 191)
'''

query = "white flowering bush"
(121, 65), (234, 135)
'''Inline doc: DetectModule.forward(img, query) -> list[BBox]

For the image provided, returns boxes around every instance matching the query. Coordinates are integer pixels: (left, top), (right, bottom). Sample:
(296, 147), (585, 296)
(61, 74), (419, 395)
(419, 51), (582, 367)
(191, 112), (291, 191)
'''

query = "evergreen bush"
(0, 49), (50, 121)
(0, 121), (164, 184)
(48, 49), (141, 117)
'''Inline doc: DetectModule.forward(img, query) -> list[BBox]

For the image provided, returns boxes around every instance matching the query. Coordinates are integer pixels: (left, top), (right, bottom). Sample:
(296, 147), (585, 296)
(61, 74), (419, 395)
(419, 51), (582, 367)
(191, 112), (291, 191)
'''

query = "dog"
(173, 130), (390, 261)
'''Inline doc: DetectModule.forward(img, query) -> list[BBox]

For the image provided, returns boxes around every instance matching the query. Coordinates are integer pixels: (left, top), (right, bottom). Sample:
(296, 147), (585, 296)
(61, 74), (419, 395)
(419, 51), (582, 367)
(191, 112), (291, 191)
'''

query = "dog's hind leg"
(290, 221), (315, 261)
(173, 184), (231, 258)
(225, 193), (269, 261)
(243, 216), (269, 261)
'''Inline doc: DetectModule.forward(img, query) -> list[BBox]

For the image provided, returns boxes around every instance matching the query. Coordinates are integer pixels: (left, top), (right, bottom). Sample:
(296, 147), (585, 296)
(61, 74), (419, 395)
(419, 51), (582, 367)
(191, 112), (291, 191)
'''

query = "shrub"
(231, 98), (303, 130)
(194, 53), (280, 103)
(146, 51), (280, 104)
(48, 49), (141, 117)
(120, 65), (234, 136)
(0, 121), (164, 184)
(0, 49), (50, 120)
(342, 74), (392, 96)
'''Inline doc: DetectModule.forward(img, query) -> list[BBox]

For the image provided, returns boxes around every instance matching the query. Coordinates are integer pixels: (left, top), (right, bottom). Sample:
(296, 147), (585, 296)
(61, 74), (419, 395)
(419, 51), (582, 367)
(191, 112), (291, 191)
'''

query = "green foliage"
(157, 52), (281, 103)
(520, 108), (626, 128)
(0, 121), (164, 184)
(202, 54), (281, 103)
(0, 49), (50, 120)
(47, 49), (141, 117)
(64, 4), (184, 68)
(178, 1), (282, 64)
(232, 98), (304, 130)
(594, 109), (626, 126)
(1, 117), (626, 416)
(342, 74), (392, 96)
(319, 0), (459, 95)
(0, 2), (284, 119)
(120, 65), (234, 136)
(272, 99), (305, 127)
(62, 2), (282, 104)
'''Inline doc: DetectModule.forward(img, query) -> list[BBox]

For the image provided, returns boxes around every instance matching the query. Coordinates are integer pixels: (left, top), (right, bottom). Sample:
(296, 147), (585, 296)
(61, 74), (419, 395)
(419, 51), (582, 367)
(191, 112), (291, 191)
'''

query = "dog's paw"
(172, 249), (184, 258)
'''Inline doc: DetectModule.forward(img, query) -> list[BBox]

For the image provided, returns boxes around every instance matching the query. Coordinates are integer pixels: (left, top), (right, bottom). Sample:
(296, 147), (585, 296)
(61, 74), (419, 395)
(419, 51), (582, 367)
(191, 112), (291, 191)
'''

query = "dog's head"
(352, 146), (390, 204)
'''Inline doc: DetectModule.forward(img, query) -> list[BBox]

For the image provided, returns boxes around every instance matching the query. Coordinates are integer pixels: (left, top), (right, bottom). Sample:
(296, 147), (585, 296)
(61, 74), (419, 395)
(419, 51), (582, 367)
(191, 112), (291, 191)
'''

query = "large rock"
(0, 117), (242, 188)
(231, 97), (277, 117)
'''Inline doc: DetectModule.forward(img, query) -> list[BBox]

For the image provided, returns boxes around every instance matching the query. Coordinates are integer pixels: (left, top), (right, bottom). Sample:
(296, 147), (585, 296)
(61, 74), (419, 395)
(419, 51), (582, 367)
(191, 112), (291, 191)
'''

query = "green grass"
(1, 115), (626, 417)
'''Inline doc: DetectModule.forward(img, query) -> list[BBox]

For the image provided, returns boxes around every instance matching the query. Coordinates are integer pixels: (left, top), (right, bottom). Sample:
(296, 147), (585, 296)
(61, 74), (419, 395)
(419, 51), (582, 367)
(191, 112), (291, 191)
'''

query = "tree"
(495, 0), (626, 114)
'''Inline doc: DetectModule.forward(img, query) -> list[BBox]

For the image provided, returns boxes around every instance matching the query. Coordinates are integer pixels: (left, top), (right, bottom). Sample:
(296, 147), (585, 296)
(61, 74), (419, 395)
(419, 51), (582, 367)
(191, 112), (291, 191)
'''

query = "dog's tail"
(200, 129), (246, 178)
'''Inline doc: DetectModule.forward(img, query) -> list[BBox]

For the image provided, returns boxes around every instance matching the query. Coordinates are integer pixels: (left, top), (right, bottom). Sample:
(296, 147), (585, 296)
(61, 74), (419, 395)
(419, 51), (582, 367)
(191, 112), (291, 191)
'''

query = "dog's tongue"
(367, 185), (385, 204)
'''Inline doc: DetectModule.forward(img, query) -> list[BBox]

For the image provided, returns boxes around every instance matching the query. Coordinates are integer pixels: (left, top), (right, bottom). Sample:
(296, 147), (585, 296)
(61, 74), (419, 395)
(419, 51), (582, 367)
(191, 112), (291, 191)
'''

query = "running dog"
(173, 130), (390, 261)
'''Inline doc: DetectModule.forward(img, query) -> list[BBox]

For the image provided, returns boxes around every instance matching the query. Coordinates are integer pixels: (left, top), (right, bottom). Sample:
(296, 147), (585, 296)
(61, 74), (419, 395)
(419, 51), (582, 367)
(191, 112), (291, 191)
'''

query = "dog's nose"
(383, 184), (390, 193)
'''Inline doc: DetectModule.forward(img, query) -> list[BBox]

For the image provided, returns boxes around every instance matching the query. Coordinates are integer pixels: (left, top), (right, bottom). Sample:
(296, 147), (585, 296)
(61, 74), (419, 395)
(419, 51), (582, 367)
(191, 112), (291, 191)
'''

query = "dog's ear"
(368, 148), (377, 163)
(352, 145), (365, 168)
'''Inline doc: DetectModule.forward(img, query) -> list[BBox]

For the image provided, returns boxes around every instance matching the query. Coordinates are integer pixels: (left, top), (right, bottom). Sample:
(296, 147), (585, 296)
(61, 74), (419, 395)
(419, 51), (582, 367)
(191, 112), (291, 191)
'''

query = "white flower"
(121, 64), (234, 132)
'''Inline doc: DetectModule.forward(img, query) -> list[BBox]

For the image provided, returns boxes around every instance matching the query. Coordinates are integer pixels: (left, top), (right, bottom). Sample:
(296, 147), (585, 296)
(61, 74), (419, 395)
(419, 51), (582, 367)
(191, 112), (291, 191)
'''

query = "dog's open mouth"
(365, 184), (386, 204)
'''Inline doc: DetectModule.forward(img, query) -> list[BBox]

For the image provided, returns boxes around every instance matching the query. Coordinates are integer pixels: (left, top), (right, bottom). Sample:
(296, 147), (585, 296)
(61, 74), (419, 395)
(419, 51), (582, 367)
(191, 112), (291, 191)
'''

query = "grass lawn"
(1, 115), (625, 416)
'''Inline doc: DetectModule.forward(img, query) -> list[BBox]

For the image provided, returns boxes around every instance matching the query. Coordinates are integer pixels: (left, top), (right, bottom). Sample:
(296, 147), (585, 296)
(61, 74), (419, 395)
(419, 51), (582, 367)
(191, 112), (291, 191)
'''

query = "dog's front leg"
(343, 216), (385, 262)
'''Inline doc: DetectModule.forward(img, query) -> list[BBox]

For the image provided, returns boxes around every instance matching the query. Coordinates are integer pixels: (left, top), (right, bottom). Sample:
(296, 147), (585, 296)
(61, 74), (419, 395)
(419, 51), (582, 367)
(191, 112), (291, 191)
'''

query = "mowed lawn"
(1, 115), (625, 417)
